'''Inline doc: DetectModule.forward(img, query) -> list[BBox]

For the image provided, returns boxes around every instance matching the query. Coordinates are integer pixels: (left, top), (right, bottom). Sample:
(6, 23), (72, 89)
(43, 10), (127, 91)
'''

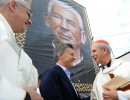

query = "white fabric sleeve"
(0, 74), (26, 100)
(117, 91), (128, 100)
(90, 91), (97, 100)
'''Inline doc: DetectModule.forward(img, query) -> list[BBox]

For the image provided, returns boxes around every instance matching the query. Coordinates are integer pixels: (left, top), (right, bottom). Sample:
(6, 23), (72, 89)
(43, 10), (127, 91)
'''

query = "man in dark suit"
(24, 0), (96, 97)
(39, 43), (89, 100)
(24, 0), (95, 84)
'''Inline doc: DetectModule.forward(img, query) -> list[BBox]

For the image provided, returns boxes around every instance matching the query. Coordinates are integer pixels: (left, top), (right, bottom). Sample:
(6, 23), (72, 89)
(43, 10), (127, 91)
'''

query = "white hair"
(97, 43), (112, 54)
(0, 0), (28, 8)
(48, 0), (84, 30)
(0, 0), (9, 7)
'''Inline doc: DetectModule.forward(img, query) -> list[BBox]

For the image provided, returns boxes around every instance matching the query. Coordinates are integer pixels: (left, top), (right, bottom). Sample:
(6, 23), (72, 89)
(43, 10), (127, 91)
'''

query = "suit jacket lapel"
(54, 65), (78, 97)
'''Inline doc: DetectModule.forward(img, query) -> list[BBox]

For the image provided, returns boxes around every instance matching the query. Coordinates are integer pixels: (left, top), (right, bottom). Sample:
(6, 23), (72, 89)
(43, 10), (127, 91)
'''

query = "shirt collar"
(0, 13), (14, 38)
(99, 60), (111, 71)
(56, 63), (71, 79)
(106, 60), (111, 67)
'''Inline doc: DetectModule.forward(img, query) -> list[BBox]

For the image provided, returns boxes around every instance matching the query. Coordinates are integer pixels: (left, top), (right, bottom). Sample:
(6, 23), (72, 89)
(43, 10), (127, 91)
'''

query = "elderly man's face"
(91, 43), (105, 64)
(10, 1), (32, 33)
(46, 4), (82, 48)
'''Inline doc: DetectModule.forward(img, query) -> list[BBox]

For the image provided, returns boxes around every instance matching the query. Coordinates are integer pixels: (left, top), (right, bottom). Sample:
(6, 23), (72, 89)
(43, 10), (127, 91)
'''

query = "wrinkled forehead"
(53, 3), (78, 16)
(52, 4), (78, 18)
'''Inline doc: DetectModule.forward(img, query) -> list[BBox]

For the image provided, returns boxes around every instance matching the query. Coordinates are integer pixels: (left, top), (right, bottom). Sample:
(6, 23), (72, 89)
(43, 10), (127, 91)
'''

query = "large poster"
(24, 0), (96, 96)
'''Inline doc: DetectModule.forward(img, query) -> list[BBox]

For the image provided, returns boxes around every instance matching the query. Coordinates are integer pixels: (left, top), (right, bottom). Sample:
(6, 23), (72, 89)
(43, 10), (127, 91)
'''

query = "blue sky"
(74, 0), (130, 58)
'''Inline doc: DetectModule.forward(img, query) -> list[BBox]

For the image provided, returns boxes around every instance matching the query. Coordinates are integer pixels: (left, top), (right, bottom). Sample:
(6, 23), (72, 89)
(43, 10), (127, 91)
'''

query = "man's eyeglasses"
(16, 2), (33, 19)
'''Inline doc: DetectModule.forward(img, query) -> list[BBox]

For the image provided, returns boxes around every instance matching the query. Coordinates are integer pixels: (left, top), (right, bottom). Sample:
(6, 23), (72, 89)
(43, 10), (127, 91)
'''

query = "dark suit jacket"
(24, 34), (96, 84)
(24, 34), (95, 98)
(39, 65), (81, 100)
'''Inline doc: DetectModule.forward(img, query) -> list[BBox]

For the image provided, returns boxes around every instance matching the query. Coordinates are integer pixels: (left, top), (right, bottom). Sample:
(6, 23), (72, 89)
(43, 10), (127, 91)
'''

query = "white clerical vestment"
(0, 13), (38, 100)
(91, 59), (130, 100)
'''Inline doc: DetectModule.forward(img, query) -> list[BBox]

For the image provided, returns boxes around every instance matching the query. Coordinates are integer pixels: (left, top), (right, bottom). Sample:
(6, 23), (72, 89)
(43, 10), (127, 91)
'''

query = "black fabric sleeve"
(24, 92), (31, 100)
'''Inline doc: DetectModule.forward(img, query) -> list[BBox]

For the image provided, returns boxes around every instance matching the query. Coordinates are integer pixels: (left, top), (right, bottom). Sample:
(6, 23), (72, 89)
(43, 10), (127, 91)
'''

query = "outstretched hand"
(25, 86), (44, 100)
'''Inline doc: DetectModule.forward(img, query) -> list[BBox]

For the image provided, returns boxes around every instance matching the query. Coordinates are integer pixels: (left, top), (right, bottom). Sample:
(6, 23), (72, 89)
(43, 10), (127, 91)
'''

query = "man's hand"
(103, 87), (118, 100)
(25, 86), (43, 100)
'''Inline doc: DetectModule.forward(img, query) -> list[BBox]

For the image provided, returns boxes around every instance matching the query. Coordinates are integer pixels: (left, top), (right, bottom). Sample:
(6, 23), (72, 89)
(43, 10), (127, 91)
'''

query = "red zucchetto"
(94, 39), (109, 45)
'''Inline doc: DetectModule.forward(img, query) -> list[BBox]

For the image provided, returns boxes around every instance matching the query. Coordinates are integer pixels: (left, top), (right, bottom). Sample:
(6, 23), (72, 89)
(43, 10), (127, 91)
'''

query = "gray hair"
(96, 43), (112, 54)
(0, 0), (29, 8)
(0, 0), (9, 7)
(54, 43), (73, 62)
(48, 0), (84, 30)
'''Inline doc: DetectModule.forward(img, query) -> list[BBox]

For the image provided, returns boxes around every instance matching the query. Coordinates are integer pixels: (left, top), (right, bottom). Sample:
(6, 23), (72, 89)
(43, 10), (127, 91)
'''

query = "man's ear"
(9, 0), (16, 12)
(103, 48), (107, 54)
(81, 31), (87, 44)
(58, 52), (63, 59)
(44, 13), (51, 28)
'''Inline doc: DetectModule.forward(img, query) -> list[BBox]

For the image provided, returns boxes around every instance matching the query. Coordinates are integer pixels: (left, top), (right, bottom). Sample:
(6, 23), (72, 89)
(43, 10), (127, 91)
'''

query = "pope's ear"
(44, 13), (51, 28)
(9, 0), (16, 12)
(81, 31), (87, 44)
